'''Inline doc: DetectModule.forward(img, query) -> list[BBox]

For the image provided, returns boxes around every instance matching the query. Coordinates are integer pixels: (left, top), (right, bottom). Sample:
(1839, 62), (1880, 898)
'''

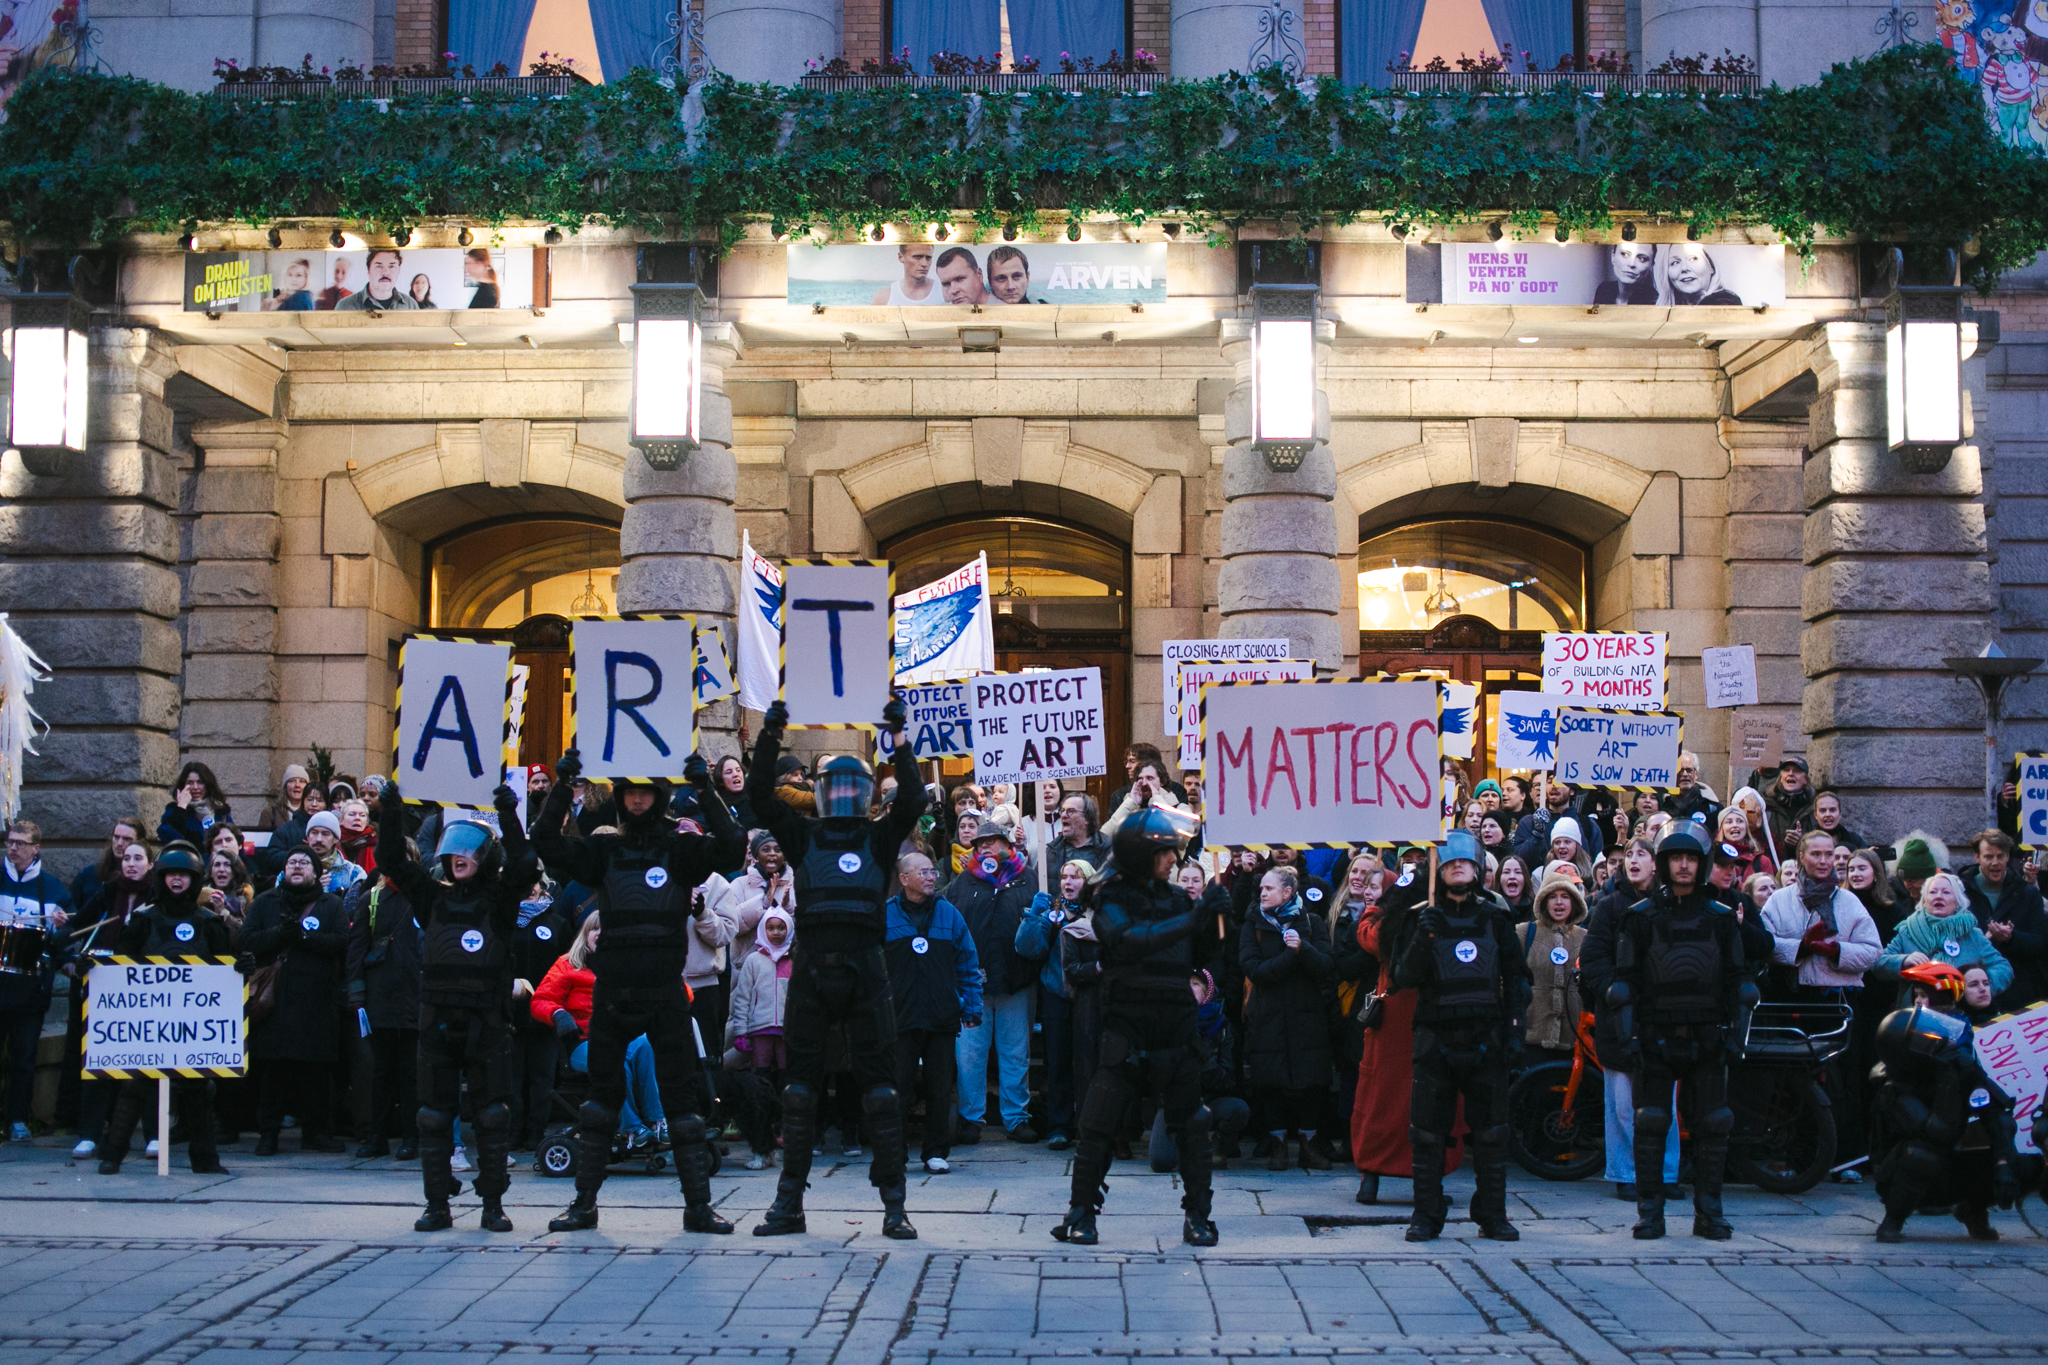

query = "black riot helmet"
(1654, 823), (1714, 883)
(613, 777), (673, 838)
(1874, 1001), (1969, 1077)
(817, 755), (875, 819)
(434, 819), (502, 882)
(1111, 806), (1185, 880)
(153, 841), (206, 904)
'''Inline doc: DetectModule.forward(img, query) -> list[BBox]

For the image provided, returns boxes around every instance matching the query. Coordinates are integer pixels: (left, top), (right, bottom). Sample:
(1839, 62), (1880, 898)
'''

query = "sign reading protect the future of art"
(1441, 243), (1786, 307)
(969, 668), (1107, 785)
(876, 682), (977, 762)
(787, 243), (1168, 308)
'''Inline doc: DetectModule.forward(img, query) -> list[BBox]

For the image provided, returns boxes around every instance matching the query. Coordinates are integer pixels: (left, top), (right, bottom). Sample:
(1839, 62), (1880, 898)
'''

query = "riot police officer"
(532, 751), (745, 1234)
(1052, 807), (1219, 1249)
(378, 781), (533, 1233)
(1393, 829), (1527, 1243)
(748, 694), (928, 1240)
(1869, 962), (2022, 1243)
(96, 842), (233, 1176)
(1609, 824), (1754, 1241)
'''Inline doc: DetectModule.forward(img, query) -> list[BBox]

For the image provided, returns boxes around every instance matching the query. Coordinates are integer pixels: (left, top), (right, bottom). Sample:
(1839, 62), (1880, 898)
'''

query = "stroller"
(533, 1018), (730, 1179)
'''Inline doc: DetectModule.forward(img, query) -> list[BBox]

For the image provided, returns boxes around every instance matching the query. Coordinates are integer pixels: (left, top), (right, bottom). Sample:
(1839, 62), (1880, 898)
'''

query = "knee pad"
(1184, 1104), (1213, 1145)
(1476, 1123), (1510, 1149)
(476, 1102), (511, 1137)
(861, 1085), (899, 1118)
(1696, 1105), (1734, 1139)
(780, 1083), (818, 1118)
(416, 1106), (453, 1137)
(670, 1113), (708, 1147)
(1634, 1105), (1672, 1138)
(1895, 1139), (1946, 1185)
(1409, 1126), (1444, 1151)
(578, 1100), (619, 1134)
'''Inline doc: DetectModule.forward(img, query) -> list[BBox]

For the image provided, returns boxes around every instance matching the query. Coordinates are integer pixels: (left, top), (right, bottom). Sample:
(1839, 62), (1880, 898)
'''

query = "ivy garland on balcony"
(1, 45), (2043, 286)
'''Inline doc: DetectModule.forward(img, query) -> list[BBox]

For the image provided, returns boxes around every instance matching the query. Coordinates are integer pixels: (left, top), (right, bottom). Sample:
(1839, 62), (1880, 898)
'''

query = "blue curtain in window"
(892, 0), (1001, 68)
(1008, 0), (1124, 66)
(1340, 0), (1427, 85)
(448, 0), (542, 74)
(590, 0), (669, 80)
(1475, 0), (1571, 68)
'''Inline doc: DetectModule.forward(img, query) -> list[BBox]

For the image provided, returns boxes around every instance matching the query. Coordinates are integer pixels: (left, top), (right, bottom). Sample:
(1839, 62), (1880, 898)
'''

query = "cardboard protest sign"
(695, 625), (737, 705)
(393, 637), (513, 808)
(1974, 1001), (2048, 1152)
(876, 681), (977, 762)
(1731, 712), (1786, 772)
(2018, 752), (2048, 850)
(570, 615), (697, 780)
(1439, 681), (1479, 760)
(1702, 644), (1759, 709)
(1179, 732), (1202, 772)
(894, 554), (993, 686)
(1200, 679), (1441, 848)
(782, 561), (894, 728)
(1555, 707), (1683, 790)
(1494, 691), (1566, 771)
(83, 958), (245, 1078)
(1541, 631), (1667, 711)
(1162, 638), (1289, 735)
(969, 668), (1107, 785)
(1176, 659), (1313, 735)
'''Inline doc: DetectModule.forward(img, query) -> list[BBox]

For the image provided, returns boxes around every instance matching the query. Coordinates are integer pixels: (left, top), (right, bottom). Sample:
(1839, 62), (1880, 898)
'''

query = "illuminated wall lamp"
(1886, 280), (1964, 475)
(4, 260), (90, 477)
(1249, 281), (1319, 473)
(629, 281), (702, 472)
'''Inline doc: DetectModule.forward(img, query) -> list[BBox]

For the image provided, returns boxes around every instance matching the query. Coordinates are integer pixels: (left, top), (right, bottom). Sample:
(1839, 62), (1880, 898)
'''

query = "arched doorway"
(883, 515), (1131, 809)
(1356, 518), (1587, 777)
(418, 516), (622, 767)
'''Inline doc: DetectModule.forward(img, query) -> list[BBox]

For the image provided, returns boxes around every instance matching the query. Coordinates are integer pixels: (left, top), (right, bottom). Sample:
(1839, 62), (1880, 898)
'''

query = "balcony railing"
(1384, 70), (1760, 94)
(211, 74), (588, 99)
(796, 71), (1165, 93)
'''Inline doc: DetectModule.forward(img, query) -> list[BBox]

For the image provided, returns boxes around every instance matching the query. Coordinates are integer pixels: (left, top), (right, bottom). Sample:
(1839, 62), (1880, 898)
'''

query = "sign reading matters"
(969, 668), (1107, 785)
(83, 958), (246, 1078)
(1541, 631), (1668, 710)
(1554, 707), (1683, 790)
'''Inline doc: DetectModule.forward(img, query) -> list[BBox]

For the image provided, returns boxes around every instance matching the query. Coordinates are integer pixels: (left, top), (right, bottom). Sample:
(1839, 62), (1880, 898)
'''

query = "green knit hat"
(1896, 837), (1938, 880)
(1474, 779), (1503, 799)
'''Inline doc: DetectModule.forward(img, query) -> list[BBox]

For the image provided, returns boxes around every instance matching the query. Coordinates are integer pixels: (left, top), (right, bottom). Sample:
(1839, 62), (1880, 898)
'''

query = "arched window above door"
(427, 518), (621, 629)
(1357, 519), (1585, 635)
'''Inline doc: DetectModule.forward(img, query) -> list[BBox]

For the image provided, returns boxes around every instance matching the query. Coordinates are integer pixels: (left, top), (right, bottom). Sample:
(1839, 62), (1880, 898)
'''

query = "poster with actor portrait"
(1442, 242), (1786, 307)
(184, 246), (535, 312)
(787, 242), (1168, 307)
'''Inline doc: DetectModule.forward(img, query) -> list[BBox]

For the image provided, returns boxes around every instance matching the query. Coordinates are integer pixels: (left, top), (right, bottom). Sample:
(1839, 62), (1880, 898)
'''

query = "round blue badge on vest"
(839, 852), (863, 874)
(646, 867), (669, 889)
(460, 929), (484, 954)
(1971, 1087), (1991, 1110)
(1454, 940), (1479, 964)
(1549, 944), (1569, 966)
(175, 921), (195, 943)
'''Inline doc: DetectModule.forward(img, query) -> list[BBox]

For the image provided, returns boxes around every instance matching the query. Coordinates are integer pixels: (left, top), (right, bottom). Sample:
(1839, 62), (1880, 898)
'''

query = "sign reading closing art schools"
(83, 959), (246, 1078)
(395, 638), (513, 808)
(1974, 1001), (2048, 1154)
(571, 617), (697, 780)
(1554, 708), (1683, 790)
(1541, 631), (1667, 710)
(783, 562), (894, 727)
(1201, 680), (1441, 848)
(2019, 752), (2048, 850)
(1162, 638), (1290, 735)
(969, 668), (1106, 785)
(876, 682), (977, 762)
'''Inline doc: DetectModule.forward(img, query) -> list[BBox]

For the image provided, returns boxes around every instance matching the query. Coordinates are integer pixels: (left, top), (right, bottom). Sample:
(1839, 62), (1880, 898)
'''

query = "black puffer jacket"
(1238, 900), (1335, 1090)
(345, 873), (422, 1032)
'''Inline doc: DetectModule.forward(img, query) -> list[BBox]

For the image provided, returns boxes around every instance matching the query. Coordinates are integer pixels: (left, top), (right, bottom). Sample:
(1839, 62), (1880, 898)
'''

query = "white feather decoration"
(0, 615), (51, 824)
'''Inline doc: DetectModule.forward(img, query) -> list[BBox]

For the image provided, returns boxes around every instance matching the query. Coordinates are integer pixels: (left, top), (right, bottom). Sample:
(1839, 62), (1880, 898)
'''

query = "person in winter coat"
(1957, 829), (2048, 1011)
(1713, 804), (1776, 888)
(302, 812), (367, 897)
(510, 877), (573, 1150)
(335, 799), (378, 874)
(1493, 854), (1534, 921)
(710, 757), (756, 876)
(946, 821), (1037, 1144)
(726, 906), (797, 1167)
(1849, 847), (1904, 941)
(1890, 833), (1946, 908)
(1240, 866), (1336, 1171)
(1048, 792), (1112, 874)
(260, 763), (311, 834)
(157, 761), (235, 850)
(94, 844), (233, 1174)
(1874, 871), (2015, 1010)
(1512, 780), (1602, 869)
(1148, 969), (1251, 1174)
(1521, 870), (1588, 1061)
(1059, 891), (1118, 1155)
(345, 863), (423, 1160)
(1760, 757), (1815, 855)
(533, 915), (666, 1151)
(885, 854), (982, 1173)
(719, 832), (794, 966)
(1797, 788), (1866, 856)
(1326, 854), (1380, 1162)
(1015, 858), (1089, 1150)
(241, 845), (351, 1154)
(1760, 830), (1884, 1001)
(0, 819), (71, 1144)
(684, 851), (739, 1085)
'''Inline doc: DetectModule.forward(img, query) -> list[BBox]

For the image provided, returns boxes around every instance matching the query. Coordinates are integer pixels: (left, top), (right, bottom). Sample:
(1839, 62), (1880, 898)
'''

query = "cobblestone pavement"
(4, 1134), (2048, 1365)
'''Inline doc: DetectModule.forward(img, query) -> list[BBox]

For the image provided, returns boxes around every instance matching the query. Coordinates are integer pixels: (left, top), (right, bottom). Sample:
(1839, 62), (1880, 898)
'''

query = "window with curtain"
(449, 0), (544, 73)
(890, 0), (1127, 68)
(1340, 0), (1428, 83)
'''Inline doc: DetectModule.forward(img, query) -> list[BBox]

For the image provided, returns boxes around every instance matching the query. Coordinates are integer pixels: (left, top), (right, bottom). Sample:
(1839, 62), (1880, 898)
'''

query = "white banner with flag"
(739, 530), (783, 713)
(1439, 681), (1479, 760)
(695, 625), (737, 705)
(894, 554), (992, 686)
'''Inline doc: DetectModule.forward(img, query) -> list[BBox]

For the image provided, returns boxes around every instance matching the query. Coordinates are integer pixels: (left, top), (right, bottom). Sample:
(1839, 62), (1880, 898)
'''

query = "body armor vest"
(422, 887), (509, 1000)
(794, 822), (888, 937)
(597, 842), (684, 948)
(135, 900), (220, 955)
(1640, 907), (1724, 1025)
(1101, 879), (1195, 1000)
(1417, 903), (1502, 1022)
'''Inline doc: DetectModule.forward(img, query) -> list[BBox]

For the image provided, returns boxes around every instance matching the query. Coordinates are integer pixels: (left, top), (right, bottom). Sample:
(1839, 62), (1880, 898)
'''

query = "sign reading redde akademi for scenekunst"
(1200, 680), (1441, 848)
(1541, 631), (1667, 711)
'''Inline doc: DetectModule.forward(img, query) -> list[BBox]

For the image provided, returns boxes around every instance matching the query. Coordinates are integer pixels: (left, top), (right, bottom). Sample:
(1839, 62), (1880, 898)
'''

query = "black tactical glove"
(555, 748), (583, 782)
(492, 784), (518, 817)
(551, 1008), (582, 1042)
(380, 779), (403, 810)
(683, 752), (710, 789)
(882, 691), (907, 733)
(763, 700), (789, 733)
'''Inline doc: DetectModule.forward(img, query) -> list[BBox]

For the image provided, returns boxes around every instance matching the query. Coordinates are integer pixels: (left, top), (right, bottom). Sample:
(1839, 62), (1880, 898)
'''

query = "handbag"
(246, 954), (286, 1023)
(1355, 989), (1385, 1032)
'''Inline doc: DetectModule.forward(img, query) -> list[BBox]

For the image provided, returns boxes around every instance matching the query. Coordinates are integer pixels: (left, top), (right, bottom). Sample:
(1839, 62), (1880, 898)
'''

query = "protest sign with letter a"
(570, 615), (698, 781)
(969, 668), (1107, 785)
(393, 637), (513, 808)
(694, 624), (738, 705)
(1200, 679), (1441, 849)
(876, 681), (978, 762)
(782, 561), (895, 728)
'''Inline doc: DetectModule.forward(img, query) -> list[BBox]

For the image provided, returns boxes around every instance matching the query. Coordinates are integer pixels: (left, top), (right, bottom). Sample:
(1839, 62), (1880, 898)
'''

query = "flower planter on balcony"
(796, 71), (1163, 93)
(1384, 70), (1759, 94)
(211, 74), (589, 99)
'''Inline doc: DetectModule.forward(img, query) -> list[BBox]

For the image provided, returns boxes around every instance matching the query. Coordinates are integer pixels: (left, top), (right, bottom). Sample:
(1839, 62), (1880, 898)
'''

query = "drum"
(0, 924), (45, 976)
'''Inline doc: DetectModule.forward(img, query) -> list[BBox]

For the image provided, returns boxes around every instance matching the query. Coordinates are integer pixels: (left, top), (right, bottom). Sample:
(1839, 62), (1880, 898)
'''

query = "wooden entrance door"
(1358, 614), (1545, 778)
(992, 615), (1129, 811)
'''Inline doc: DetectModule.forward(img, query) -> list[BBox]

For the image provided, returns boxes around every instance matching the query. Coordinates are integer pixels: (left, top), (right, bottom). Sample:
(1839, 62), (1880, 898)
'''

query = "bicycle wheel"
(1731, 1073), (1835, 1194)
(1508, 1061), (1606, 1181)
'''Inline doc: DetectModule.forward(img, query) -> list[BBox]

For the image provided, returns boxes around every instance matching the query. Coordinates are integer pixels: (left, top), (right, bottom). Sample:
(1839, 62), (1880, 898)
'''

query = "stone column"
(1801, 321), (1994, 842)
(1217, 318), (1343, 670)
(618, 324), (741, 762)
(182, 420), (287, 819)
(0, 327), (183, 871)
(1720, 417), (1807, 790)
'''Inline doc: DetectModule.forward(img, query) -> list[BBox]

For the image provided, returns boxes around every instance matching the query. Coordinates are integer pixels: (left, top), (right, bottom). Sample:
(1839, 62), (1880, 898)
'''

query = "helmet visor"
(435, 822), (492, 862)
(819, 771), (873, 818)
(1904, 1004), (1969, 1060)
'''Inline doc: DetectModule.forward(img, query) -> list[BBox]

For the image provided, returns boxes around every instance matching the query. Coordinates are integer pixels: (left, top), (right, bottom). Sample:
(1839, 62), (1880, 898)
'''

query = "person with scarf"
(345, 854), (423, 1161)
(302, 812), (367, 896)
(1015, 858), (1089, 1150)
(948, 804), (985, 876)
(1957, 828), (2048, 1010)
(509, 875), (573, 1151)
(260, 763), (311, 834)
(883, 856), (980, 1173)
(946, 820), (1038, 1144)
(719, 831), (794, 967)
(1521, 870), (1589, 1063)
(0, 819), (71, 1144)
(64, 840), (154, 1157)
(1493, 854), (1534, 922)
(1759, 830), (1883, 1002)
(1874, 871), (2014, 1007)
(728, 905), (800, 1168)
(1326, 854), (1380, 1163)
(1148, 969), (1250, 1173)
(1240, 865), (1336, 1171)
(157, 761), (234, 849)
(335, 799), (378, 873)
(241, 844), (351, 1156)
(94, 843), (232, 1174)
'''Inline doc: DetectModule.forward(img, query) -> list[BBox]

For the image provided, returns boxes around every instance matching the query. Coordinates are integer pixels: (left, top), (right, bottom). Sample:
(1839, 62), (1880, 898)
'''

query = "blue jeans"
(956, 988), (1031, 1129)
(571, 1034), (665, 1135)
(1603, 1068), (1680, 1184)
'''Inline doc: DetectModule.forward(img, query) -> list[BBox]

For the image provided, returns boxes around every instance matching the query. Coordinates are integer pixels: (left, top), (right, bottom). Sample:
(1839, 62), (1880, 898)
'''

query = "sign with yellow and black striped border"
(780, 559), (896, 730)
(83, 956), (245, 1079)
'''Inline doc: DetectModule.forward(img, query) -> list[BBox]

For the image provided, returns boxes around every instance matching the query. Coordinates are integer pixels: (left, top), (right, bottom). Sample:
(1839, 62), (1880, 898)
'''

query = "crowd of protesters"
(0, 734), (2041, 1245)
